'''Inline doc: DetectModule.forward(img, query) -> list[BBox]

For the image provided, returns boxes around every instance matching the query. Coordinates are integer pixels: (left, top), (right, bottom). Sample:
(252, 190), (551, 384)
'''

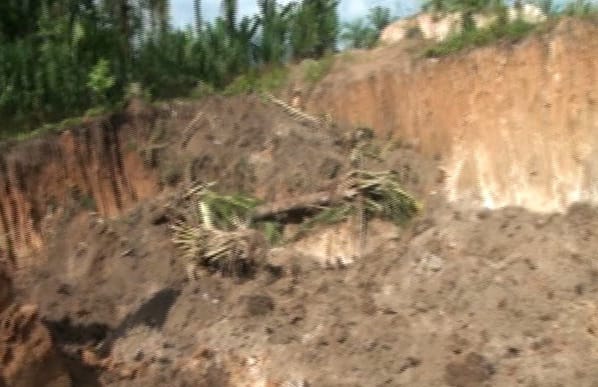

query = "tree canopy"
(0, 0), (341, 136)
(340, 6), (394, 49)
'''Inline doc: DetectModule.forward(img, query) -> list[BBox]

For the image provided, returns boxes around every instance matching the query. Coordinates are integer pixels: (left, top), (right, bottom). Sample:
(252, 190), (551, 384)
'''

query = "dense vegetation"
(0, 0), (342, 136)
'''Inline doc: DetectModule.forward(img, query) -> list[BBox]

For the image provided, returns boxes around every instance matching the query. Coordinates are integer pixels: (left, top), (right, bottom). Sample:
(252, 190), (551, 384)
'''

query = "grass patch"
(0, 104), (115, 143)
(188, 81), (216, 99)
(0, 116), (85, 142)
(424, 19), (538, 57)
(79, 194), (97, 211)
(223, 66), (289, 96)
(303, 54), (335, 84)
(259, 221), (284, 246)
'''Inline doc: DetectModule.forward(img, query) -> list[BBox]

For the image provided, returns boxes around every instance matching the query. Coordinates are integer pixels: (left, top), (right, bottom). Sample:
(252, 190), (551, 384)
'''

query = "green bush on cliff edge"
(424, 18), (537, 57)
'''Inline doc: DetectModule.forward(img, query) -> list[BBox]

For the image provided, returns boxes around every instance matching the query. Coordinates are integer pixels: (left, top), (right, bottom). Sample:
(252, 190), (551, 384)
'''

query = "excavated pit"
(2, 18), (598, 387)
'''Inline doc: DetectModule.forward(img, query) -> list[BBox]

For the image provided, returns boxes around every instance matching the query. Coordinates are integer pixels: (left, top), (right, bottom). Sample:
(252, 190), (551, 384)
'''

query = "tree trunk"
(251, 188), (358, 221)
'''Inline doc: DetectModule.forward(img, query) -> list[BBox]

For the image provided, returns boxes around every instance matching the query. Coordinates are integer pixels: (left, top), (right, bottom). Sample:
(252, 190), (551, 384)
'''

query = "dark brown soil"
(5, 95), (598, 386)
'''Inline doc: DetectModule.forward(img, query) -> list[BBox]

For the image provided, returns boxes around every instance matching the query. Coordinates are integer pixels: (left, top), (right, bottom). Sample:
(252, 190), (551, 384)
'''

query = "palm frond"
(348, 169), (421, 225)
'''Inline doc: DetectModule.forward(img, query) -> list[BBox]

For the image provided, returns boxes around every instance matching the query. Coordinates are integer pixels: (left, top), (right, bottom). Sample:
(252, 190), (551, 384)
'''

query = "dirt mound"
(0, 94), (354, 265)
(7, 92), (438, 386)
(0, 263), (70, 387)
(17, 199), (598, 386)
(7, 97), (598, 385)
(0, 304), (71, 387)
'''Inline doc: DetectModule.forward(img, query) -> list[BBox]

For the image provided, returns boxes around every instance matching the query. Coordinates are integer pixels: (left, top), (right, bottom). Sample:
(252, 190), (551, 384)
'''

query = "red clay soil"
(0, 102), (159, 262)
(302, 18), (598, 213)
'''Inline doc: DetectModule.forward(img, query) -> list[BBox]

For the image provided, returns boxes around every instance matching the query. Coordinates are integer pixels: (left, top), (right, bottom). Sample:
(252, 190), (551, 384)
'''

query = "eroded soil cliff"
(306, 18), (598, 213)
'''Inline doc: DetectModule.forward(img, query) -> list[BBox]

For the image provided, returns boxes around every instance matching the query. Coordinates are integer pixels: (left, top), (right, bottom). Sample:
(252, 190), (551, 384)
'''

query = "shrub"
(87, 59), (116, 105)
(424, 18), (537, 57)
(303, 54), (334, 84)
(222, 66), (289, 96)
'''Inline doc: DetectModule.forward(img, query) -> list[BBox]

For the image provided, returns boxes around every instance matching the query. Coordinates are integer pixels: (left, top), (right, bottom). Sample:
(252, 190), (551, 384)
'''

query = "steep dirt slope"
(306, 18), (598, 213)
(0, 263), (71, 387)
(0, 102), (159, 263)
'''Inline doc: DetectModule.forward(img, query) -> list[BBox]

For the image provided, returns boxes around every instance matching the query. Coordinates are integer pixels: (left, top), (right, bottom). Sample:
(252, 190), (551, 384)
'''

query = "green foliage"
(0, 0), (341, 138)
(562, 0), (598, 16)
(302, 204), (355, 229)
(348, 170), (421, 225)
(423, 0), (504, 13)
(303, 55), (334, 83)
(341, 19), (378, 49)
(199, 190), (262, 231)
(189, 81), (216, 99)
(368, 6), (393, 32)
(535, 0), (556, 15)
(257, 0), (296, 65)
(171, 185), (267, 276)
(87, 59), (116, 104)
(171, 222), (260, 277)
(341, 6), (394, 49)
(223, 67), (289, 95)
(259, 221), (284, 246)
(424, 18), (537, 57)
(290, 0), (340, 59)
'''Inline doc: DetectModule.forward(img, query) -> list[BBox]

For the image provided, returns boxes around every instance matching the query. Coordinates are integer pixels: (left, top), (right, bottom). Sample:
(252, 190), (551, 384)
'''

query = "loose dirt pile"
(1, 93), (598, 386)
(15, 195), (598, 386)
(0, 263), (70, 387)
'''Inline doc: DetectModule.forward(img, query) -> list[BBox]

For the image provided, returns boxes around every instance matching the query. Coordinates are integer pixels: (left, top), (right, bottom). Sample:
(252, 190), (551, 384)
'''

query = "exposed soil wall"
(0, 95), (359, 265)
(307, 18), (598, 213)
(0, 103), (159, 263)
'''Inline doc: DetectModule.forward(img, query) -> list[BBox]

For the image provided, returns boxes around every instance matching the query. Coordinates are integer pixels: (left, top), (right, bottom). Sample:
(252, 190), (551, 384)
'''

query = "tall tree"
(290, 0), (339, 59)
(368, 6), (392, 33)
(0, 0), (350, 137)
(341, 19), (377, 49)
(221, 0), (238, 37)
(194, 0), (203, 35)
(257, 0), (294, 65)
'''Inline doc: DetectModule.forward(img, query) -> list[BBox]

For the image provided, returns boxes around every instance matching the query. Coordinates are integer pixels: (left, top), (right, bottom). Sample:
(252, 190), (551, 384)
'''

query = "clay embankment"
(307, 18), (598, 213)
(0, 104), (158, 263)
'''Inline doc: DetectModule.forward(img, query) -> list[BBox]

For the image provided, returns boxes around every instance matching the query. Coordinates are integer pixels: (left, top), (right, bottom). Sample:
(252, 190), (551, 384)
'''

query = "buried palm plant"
(171, 169), (420, 276)
(171, 183), (266, 277)
(292, 169), (420, 239)
(347, 169), (420, 224)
